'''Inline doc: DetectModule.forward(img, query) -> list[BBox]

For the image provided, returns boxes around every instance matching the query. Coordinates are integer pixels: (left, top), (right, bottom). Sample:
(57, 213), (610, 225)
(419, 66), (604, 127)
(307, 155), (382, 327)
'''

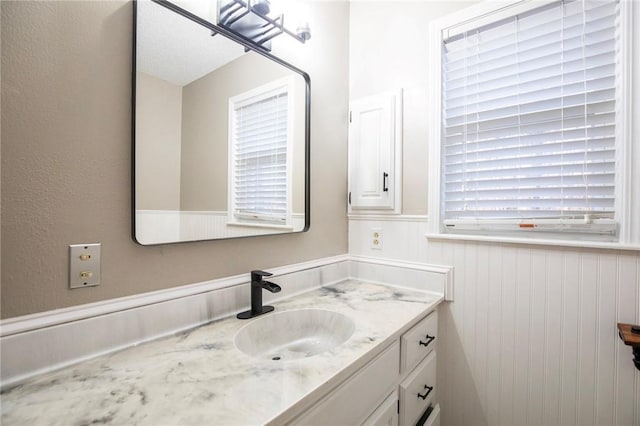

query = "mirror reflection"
(134, 0), (309, 244)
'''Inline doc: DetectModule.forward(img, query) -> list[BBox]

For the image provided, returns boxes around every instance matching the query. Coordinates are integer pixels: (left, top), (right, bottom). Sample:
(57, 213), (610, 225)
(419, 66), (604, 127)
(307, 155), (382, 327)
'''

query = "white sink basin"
(234, 309), (355, 360)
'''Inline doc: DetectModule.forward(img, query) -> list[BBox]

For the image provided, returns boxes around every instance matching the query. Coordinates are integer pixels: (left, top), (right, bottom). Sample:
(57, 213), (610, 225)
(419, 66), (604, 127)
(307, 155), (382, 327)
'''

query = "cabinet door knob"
(417, 385), (434, 400)
(419, 335), (435, 347)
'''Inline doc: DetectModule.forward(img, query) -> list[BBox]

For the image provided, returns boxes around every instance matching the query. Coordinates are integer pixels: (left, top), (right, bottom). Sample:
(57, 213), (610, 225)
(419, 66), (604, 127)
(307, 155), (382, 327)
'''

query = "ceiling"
(136, 0), (245, 86)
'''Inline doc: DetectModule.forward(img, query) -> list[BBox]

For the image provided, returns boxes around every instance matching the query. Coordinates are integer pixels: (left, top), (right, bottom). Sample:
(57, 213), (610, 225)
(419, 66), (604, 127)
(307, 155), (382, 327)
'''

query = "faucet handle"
(251, 270), (273, 281)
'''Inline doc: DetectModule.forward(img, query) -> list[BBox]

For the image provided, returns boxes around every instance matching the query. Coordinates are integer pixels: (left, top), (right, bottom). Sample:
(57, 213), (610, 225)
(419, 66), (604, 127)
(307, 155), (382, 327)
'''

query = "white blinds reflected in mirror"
(441, 0), (619, 236)
(229, 78), (293, 227)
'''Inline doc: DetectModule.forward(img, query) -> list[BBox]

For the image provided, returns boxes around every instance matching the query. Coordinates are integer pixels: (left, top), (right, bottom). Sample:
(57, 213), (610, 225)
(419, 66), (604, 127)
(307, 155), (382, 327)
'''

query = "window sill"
(425, 233), (640, 252)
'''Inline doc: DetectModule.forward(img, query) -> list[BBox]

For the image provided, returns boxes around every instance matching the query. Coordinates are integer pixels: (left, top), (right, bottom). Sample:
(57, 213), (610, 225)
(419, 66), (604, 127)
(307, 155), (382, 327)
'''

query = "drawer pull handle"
(419, 335), (435, 347)
(417, 385), (434, 400)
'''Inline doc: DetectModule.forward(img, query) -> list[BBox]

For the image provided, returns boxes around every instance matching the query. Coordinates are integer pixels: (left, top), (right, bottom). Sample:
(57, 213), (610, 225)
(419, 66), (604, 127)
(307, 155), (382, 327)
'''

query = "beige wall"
(135, 72), (182, 210)
(349, 1), (477, 215)
(0, 0), (349, 318)
(180, 52), (306, 213)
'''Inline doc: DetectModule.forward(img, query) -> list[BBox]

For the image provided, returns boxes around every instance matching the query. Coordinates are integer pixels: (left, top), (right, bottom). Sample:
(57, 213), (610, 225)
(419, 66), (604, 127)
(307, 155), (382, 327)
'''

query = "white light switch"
(69, 243), (101, 289)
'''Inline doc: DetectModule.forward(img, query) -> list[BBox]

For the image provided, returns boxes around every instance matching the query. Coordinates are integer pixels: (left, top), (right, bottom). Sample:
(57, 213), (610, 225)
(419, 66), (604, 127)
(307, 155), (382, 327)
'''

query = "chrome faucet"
(237, 270), (282, 319)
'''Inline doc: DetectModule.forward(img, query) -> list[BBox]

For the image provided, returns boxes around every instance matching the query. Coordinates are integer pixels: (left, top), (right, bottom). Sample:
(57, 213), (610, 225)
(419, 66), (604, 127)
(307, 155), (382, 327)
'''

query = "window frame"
(426, 0), (637, 249)
(227, 76), (296, 230)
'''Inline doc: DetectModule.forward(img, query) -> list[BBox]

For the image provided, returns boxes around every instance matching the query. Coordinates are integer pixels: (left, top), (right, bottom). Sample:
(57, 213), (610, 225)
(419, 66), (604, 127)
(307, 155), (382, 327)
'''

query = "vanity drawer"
(421, 403), (440, 426)
(401, 310), (437, 373)
(399, 350), (436, 426)
(290, 341), (400, 426)
(362, 391), (398, 426)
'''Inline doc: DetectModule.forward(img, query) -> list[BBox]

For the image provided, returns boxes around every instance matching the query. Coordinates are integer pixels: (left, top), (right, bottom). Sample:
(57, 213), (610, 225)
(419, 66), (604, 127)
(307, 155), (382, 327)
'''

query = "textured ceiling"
(136, 0), (245, 86)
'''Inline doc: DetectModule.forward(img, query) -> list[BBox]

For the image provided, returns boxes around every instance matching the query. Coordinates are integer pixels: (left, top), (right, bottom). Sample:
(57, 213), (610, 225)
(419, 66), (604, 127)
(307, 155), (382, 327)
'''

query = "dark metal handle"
(251, 270), (273, 282)
(383, 172), (389, 192)
(419, 335), (435, 347)
(417, 385), (433, 400)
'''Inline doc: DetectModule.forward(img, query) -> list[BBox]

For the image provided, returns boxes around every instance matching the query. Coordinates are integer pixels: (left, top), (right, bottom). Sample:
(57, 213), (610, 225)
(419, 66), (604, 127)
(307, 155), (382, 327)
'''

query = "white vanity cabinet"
(362, 392), (399, 426)
(400, 351), (436, 425)
(287, 309), (439, 426)
(398, 310), (438, 426)
(289, 341), (400, 426)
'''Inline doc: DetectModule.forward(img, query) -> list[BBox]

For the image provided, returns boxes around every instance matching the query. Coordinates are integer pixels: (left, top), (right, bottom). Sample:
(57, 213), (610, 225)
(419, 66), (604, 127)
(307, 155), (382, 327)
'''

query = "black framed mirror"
(132, 0), (310, 245)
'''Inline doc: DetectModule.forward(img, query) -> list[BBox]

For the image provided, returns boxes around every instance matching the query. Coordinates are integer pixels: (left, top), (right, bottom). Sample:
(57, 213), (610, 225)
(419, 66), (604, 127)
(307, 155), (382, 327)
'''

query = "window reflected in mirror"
(133, 0), (309, 244)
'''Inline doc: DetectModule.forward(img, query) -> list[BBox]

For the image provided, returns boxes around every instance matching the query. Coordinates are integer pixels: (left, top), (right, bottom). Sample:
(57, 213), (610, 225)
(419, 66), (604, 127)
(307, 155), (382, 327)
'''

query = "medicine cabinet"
(348, 90), (402, 214)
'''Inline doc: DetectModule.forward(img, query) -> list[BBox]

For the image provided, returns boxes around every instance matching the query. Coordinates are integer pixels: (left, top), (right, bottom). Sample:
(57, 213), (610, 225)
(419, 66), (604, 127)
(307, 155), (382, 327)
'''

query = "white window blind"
(230, 83), (290, 224)
(441, 0), (620, 236)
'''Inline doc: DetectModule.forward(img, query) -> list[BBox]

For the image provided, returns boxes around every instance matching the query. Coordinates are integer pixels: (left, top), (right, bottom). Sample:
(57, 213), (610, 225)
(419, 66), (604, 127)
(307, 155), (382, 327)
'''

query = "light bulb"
(251, 0), (271, 15)
(296, 23), (311, 41)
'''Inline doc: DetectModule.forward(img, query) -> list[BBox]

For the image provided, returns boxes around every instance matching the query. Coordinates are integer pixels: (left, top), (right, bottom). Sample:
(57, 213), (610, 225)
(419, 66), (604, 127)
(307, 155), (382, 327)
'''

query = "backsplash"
(0, 255), (451, 390)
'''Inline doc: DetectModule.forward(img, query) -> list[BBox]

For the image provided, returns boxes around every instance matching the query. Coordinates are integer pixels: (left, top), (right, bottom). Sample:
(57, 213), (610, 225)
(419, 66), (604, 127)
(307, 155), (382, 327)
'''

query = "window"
(429, 0), (634, 244)
(228, 77), (294, 228)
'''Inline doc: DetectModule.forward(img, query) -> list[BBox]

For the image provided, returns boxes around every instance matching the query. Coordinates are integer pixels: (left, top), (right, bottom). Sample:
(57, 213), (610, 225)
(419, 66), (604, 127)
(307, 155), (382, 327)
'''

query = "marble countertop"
(1, 280), (442, 426)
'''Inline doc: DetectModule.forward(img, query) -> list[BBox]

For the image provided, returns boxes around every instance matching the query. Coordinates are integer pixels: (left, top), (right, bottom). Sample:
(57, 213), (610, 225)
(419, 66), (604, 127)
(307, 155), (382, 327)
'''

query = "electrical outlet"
(371, 228), (383, 250)
(69, 243), (101, 289)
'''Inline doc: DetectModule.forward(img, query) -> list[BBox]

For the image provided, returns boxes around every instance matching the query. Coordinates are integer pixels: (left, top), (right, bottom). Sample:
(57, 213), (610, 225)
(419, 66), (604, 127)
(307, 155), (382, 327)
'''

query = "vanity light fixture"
(216, 0), (311, 51)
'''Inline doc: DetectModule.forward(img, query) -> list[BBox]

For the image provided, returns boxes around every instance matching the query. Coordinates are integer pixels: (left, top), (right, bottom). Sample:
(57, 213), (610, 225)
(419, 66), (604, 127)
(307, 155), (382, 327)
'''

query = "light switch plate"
(69, 243), (101, 289)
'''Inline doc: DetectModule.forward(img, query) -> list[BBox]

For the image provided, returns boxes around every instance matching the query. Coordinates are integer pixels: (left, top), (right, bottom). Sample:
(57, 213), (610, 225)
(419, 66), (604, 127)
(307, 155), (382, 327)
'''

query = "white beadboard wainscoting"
(349, 216), (640, 426)
(135, 210), (306, 244)
(0, 255), (450, 391)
